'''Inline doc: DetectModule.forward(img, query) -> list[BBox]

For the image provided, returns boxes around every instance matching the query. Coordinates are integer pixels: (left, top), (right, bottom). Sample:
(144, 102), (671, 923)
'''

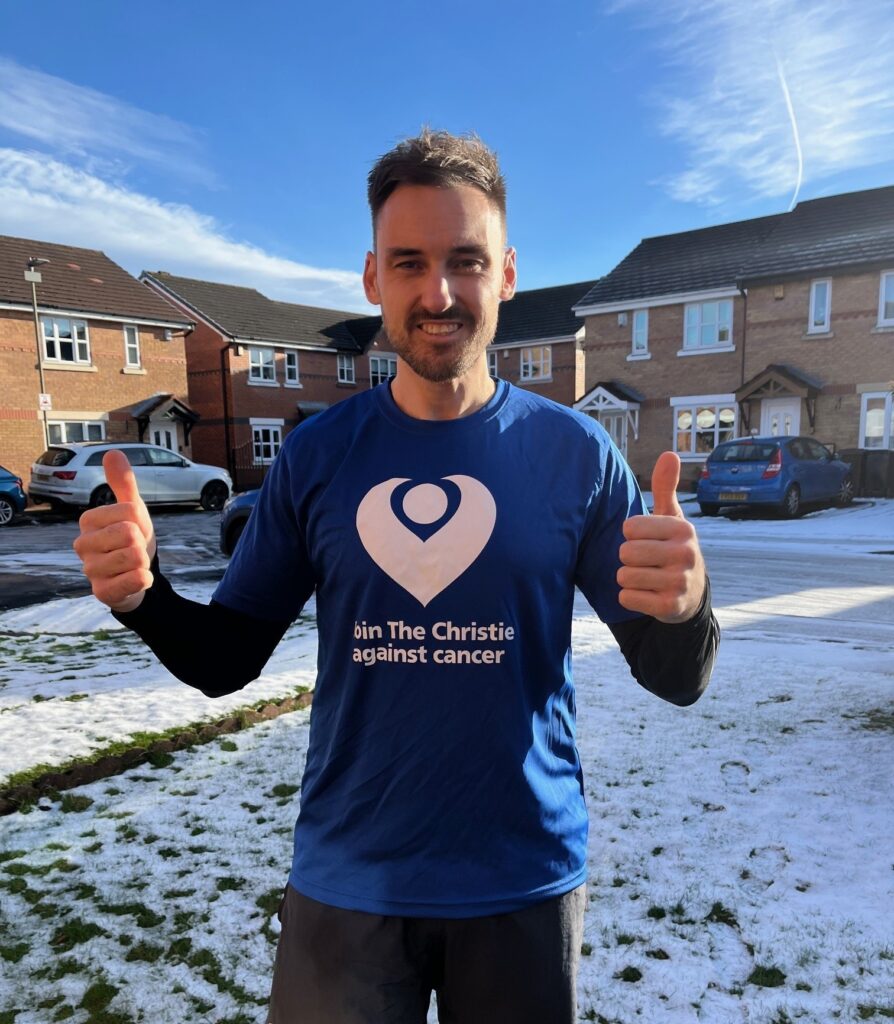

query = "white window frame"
(630, 309), (649, 358)
(859, 391), (894, 450)
(808, 279), (832, 334)
(670, 394), (738, 460)
(250, 419), (284, 465)
(248, 346), (276, 384)
(123, 324), (141, 367)
(520, 345), (551, 382)
(337, 353), (355, 384)
(681, 300), (734, 354)
(878, 271), (894, 328)
(41, 317), (91, 365)
(284, 350), (300, 387)
(369, 353), (397, 387)
(487, 349), (498, 377)
(47, 419), (106, 444)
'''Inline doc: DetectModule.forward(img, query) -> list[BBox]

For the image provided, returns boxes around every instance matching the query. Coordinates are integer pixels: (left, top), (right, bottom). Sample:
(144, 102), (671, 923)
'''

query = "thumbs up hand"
(73, 450), (156, 612)
(617, 452), (706, 623)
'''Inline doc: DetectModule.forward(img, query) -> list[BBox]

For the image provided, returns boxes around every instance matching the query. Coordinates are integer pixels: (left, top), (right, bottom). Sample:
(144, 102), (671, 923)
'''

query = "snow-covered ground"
(1, 501), (893, 1023)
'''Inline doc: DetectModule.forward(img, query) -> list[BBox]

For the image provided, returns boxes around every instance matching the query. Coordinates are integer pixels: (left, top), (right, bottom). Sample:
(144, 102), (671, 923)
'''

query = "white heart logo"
(356, 475), (496, 606)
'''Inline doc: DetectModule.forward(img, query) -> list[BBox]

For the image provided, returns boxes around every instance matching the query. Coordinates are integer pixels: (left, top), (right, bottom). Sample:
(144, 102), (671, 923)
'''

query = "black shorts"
(267, 883), (587, 1024)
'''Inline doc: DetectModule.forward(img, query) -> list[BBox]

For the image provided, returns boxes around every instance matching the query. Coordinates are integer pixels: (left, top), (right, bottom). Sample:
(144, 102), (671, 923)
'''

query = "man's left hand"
(617, 452), (706, 623)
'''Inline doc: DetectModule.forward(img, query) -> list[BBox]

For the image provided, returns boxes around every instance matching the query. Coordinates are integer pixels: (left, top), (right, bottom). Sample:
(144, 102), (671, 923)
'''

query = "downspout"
(221, 341), (234, 480)
(738, 284), (748, 433)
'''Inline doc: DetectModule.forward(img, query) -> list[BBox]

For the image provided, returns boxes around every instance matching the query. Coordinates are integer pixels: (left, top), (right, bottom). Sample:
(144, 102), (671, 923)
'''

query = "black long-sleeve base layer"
(113, 554), (719, 707)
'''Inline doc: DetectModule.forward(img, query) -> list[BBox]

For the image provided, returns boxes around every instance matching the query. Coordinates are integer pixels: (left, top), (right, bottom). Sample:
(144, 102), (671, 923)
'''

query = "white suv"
(29, 442), (232, 511)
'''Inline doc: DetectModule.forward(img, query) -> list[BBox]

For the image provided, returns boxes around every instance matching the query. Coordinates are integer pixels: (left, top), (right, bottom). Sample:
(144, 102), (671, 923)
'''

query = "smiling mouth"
(416, 322), (464, 336)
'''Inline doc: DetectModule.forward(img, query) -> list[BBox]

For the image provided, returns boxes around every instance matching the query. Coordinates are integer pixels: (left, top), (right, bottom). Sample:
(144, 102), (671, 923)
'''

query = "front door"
(597, 412), (628, 458)
(761, 398), (801, 437)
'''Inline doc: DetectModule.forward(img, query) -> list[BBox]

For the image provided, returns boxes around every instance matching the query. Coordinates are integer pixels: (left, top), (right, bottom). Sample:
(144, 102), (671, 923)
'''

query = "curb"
(0, 690), (313, 816)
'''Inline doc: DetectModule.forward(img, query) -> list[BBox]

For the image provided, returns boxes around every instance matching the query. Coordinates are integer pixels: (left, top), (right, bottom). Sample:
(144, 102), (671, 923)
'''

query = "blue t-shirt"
(213, 379), (645, 917)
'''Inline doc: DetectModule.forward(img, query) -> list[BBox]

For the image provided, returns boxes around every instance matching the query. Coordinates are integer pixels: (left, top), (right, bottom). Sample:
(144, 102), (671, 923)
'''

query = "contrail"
(775, 54), (803, 211)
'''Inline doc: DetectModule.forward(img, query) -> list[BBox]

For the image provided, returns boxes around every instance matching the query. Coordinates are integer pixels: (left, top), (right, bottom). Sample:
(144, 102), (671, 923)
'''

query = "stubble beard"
(381, 307), (497, 384)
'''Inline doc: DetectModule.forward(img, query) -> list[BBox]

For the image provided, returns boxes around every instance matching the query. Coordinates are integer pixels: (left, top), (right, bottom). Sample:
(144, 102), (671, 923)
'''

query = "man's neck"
(390, 360), (496, 421)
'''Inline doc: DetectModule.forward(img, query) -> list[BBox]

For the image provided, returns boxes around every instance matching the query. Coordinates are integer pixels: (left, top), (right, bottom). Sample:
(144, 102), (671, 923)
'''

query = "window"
(284, 351), (299, 385)
(85, 447), (150, 467)
(123, 325), (140, 367)
(252, 424), (282, 464)
(47, 420), (105, 444)
(149, 448), (186, 467)
(249, 346), (276, 383)
(370, 354), (397, 386)
(41, 317), (90, 364)
(337, 353), (355, 384)
(520, 345), (551, 382)
(860, 392), (894, 449)
(683, 300), (733, 350)
(632, 309), (649, 355)
(808, 280), (831, 333)
(487, 349), (498, 377)
(879, 272), (894, 327)
(672, 399), (737, 457)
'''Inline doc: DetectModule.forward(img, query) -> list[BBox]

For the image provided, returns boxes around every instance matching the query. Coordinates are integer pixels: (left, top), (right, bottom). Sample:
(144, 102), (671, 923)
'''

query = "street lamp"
(24, 257), (50, 450)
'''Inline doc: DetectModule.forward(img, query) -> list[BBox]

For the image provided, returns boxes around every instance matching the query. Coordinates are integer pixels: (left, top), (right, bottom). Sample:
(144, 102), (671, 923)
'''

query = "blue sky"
(1, 0), (893, 312)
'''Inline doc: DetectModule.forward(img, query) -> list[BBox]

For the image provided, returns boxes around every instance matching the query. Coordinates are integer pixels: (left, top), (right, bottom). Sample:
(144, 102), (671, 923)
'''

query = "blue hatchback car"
(219, 489), (259, 555)
(0, 463), (27, 527)
(697, 436), (854, 518)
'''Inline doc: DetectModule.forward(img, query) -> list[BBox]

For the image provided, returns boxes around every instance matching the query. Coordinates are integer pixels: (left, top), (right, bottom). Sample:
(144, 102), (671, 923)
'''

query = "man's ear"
(363, 251), (381, 306)
(499, 247), (517, 301)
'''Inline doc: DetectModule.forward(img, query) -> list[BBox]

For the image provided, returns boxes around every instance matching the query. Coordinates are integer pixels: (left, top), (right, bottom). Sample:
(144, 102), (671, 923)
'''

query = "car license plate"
(719, 491), (747, 501)
(34, 471), (50, 479)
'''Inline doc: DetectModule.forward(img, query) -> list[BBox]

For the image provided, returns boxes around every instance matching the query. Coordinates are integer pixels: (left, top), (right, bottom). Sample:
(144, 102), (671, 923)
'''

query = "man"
(74, 129), (718, 1023)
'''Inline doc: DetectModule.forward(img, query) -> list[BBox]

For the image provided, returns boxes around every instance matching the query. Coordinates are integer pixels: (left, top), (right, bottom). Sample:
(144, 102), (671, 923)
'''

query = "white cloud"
(0, 56), (208, 185)
(0, 149), (370, 312)
(611, 0), (894, 207)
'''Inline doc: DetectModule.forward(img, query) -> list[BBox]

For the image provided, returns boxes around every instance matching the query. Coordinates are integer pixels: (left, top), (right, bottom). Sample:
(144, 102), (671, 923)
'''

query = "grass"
(747, 965), (787, 987)
(1, 688), (311, 795)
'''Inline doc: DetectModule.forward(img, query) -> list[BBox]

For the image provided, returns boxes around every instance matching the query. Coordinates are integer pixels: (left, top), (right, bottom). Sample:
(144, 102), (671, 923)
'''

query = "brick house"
(140, 273), (380, 490)
(489, 281), (598, 405)
(0, 236), (194, 489)
(573, 186), (894, 494)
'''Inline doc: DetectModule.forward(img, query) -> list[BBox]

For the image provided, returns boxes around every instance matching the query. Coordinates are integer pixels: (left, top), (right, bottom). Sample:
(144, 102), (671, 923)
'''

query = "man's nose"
(419, 268), (454, 313)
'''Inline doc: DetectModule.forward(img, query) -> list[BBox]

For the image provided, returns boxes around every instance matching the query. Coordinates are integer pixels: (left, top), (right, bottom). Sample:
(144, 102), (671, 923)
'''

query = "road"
(2, 503), (893, 651)
(0, 506), (229, 611)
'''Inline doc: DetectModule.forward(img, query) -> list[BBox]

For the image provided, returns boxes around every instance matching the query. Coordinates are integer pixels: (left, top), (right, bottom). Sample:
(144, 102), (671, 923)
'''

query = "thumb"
(651, 451), (683, 518)
(103, 449), (142, 504)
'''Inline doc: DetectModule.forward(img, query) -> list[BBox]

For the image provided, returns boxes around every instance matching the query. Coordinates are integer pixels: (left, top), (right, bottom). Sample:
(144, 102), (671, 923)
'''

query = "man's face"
(363, 184), (516, 383)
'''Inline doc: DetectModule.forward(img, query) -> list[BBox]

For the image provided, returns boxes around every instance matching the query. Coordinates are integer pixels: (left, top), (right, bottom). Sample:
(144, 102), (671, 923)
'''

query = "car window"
(36, 448), (75, 467)
(710, 443), (778, 462)
(123, 448), (151, 467)
(149, 448), (185, 467)
(805, 439), (830, 461)
(85, 451), (106, 466)
(787, 439), (807, 460)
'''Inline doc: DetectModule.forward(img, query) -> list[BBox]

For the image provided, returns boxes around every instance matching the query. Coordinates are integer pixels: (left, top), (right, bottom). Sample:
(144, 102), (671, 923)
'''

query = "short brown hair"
(367, 128), (506, 237)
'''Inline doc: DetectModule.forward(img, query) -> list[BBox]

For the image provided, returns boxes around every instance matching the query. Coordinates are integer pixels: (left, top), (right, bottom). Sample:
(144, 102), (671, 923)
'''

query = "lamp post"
(24, 257), (50, 450)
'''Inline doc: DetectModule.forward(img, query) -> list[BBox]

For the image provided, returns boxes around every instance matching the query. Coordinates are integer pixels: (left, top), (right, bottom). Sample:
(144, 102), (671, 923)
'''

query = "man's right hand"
(73, 450), (156, 613)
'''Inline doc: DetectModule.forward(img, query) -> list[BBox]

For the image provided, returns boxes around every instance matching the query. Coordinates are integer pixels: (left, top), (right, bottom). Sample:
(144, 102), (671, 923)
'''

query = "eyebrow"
(384, 244), (490, 258)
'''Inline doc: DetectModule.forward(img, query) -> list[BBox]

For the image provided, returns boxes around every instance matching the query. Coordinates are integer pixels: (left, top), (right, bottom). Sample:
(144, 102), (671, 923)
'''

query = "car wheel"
(201, 481), (229, 512)
(781, 484), (801, 519)
(90, 485), (116, 508)
(835, 476), (854, 507)
(225, 519), (247, 555)
(0, 497), (15, 526)
(699, 503), (720, 517)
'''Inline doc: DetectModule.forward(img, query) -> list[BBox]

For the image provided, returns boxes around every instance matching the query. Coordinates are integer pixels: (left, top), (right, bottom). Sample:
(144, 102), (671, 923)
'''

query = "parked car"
(697, 436), (854, 518)
(28, 443), (232, 512)
(0, 463), (27, 526)
(220, 488), (259, 555)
